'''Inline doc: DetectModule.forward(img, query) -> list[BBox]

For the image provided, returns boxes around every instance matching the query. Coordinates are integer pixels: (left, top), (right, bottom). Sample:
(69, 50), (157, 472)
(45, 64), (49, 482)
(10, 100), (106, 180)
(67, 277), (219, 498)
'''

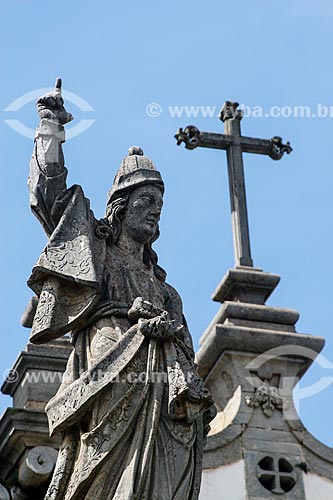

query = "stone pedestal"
(0, 338), (72, 498)
(198, 267), (333, 500)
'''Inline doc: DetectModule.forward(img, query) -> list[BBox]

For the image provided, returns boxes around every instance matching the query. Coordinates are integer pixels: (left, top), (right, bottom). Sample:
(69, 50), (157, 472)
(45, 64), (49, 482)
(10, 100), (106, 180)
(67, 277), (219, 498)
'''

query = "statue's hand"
(36, 78), (73, 124)
(129, 297), (185, 341)
(128, 297), (166, 322)
(138, 316), (184, 341)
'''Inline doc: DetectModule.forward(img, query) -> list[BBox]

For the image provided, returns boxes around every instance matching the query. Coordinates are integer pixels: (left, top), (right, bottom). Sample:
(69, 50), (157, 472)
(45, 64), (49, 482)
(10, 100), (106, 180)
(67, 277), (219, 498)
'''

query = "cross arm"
(241, 135), (292, 160)
(174, 125), (292, 160)
(175, 126), (233, 150)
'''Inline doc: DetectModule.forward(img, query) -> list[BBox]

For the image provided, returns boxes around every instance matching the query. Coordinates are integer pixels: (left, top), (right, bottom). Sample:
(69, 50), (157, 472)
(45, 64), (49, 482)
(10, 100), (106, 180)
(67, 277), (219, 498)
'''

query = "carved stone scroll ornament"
(18, 446), (58, 490)
(245, 383), (287, 418)
(174, 125), (201, 150)
(269, 136), (293, 160)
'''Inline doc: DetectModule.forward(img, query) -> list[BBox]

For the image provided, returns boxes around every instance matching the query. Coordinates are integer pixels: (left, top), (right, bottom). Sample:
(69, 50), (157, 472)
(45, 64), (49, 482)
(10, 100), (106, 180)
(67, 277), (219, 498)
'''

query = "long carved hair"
(96, 192), (167, 281)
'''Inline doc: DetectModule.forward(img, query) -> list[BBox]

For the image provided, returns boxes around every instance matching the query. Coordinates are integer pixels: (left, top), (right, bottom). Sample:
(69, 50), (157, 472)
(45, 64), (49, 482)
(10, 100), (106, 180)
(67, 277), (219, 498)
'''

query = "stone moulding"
(196, 324), (325, 380)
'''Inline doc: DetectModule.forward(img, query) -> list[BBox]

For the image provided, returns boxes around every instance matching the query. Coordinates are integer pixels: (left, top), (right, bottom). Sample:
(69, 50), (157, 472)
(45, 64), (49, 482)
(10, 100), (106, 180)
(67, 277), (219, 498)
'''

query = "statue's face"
(122, 185), (163, 244)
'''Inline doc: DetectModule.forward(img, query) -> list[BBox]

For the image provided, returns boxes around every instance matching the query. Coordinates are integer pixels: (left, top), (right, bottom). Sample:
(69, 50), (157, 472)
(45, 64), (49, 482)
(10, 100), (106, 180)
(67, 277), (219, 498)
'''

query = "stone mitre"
(107, 146), (165, 204)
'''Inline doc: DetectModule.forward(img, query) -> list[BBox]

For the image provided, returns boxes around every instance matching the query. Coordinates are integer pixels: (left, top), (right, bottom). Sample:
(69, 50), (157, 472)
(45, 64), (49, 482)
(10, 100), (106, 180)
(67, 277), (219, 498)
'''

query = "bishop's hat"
(107, 146), (164, 204)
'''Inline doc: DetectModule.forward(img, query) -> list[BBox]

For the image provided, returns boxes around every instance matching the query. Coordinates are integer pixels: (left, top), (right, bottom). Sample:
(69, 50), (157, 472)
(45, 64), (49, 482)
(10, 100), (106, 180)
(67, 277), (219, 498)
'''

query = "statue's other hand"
(36, 78), (73, 124)
(128, 297), (167, 322)
(138, 316), (184, 341)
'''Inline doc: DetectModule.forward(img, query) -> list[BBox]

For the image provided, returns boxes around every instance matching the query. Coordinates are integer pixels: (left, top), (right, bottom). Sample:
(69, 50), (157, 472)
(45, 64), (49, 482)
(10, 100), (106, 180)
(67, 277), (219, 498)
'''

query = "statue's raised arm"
(27, 78), (103, 344)
(28, 78), (73, 235)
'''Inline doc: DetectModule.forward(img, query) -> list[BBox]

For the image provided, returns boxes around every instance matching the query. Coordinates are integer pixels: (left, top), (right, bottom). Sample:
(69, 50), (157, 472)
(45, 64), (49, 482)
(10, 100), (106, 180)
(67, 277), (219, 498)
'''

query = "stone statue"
(27, 79), (215, 500)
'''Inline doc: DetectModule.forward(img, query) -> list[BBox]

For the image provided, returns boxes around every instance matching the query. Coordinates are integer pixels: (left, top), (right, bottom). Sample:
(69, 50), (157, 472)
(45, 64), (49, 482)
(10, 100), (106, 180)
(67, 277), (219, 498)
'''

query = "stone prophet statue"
(27, 79), (215, 500)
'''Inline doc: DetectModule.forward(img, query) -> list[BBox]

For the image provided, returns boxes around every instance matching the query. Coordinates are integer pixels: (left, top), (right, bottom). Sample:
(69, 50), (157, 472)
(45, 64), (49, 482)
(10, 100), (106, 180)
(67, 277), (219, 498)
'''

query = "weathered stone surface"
(200, 299), (300, 346)
(0, 335), (70, 498)
(211, 268), (281, 304)
(18, 446), (58, 489)
(0, 408), (61, 483)
(203, 433), (243, 469)
(23, 79), (215, 500)
(1, 339), (72, 410)
(195, 262), (332, 499)
(0, 339), (67, 500)
(197, 324), (324, 380)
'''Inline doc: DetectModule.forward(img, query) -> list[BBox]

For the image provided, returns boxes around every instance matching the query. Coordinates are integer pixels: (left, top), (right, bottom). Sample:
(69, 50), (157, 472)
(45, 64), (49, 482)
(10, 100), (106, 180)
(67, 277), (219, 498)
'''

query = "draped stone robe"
(28, 119), (214, 500)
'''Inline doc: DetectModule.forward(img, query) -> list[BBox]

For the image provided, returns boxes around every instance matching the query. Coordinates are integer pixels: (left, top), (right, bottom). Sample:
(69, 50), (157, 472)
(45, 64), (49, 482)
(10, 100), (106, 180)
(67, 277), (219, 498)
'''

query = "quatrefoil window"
(257, 456), (296, 495)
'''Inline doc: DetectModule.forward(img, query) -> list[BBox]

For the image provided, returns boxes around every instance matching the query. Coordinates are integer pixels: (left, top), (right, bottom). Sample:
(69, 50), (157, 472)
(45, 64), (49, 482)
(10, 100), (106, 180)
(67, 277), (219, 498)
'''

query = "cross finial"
(220, 101), (243, 122)
(175, 101), (292, 267)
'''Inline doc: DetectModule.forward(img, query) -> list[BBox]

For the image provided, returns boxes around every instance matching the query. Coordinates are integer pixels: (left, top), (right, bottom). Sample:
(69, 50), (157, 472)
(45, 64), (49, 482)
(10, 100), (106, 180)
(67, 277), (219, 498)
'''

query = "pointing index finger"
(55, 77), (62, 92)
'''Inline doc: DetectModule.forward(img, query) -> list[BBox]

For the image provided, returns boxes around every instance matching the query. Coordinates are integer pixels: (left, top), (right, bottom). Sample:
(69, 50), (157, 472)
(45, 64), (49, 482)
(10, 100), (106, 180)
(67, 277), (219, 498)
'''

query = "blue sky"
(1, 0), (333, 446)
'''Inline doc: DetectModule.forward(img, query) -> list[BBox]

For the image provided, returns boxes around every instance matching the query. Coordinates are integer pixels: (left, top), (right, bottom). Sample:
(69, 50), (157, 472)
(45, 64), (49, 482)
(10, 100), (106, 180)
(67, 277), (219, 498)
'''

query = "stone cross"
(175, 101), (292, 267)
